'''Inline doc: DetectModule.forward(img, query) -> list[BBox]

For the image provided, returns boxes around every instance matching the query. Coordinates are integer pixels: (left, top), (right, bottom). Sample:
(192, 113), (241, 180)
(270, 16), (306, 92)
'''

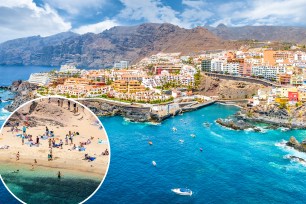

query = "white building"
(211, 59), (224, 72)
(28, 73), (50, 86)
(59, 64), (80, 74)
(223, 63), (240, 75)
(252, 66), (286, 80)
(114, 61), (129, 69)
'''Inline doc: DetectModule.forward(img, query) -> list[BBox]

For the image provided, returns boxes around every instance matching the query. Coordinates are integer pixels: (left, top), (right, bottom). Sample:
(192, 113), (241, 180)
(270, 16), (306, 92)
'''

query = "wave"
(210, 131), (223, 138)
(122, 117), (161, 126)
(1, 108), (9, 113)
(0, 115), (9, 121)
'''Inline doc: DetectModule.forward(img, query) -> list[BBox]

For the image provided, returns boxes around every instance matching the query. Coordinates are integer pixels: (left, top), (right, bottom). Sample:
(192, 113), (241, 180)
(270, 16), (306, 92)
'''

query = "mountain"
(0, 23), (235, 68)
(207, 24), (306, 44)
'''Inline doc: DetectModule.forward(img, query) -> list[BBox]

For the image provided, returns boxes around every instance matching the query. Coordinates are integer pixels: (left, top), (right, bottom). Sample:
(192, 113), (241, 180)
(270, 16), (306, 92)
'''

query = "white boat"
(171, 188), (192, 196)
(172, 127), (177, 132)
(179, 139), (184, 143)
(190, 134), (196, 138)
(152, 161), (156, 166)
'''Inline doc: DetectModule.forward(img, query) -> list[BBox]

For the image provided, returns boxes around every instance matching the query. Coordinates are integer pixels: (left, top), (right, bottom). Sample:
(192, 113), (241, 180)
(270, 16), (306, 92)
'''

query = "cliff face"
(0, 23), (235, 68)
(207, 24), (306, 44)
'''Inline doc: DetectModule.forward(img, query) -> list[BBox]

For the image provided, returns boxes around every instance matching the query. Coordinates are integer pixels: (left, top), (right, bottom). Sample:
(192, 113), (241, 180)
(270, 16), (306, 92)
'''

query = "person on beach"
(68, 101), (70, 110)
(22, 135), (24, 145)
(57, 99), (60, 106)
(59, 139), (63, 149)
(36, 136), (40, 147)
(65, 135), (69, 145)
(69, 134), (73, 145)
(52, 138), (56, 147)
(73, 103), (77, 113)
(22, 126), (26, 134)
(16, 152), (20, 160)
(60, 99), (63, 107)
(48, 98), (51, 103)
(34, 159), (37, 164)
(48, 138), (52, 148)
(46, 126), (49, 136)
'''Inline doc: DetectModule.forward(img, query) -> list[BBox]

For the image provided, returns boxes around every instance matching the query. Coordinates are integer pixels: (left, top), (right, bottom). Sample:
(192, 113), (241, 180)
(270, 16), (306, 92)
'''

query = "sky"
(1, 0), (306, 43)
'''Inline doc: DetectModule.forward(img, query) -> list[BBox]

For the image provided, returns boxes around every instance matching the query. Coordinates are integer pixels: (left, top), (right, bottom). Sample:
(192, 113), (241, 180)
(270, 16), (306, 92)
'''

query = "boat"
(203, 122), (210, 127)
(190, 134), (196, 138)
(179, 139), (184, 143)
(172, 127), (177, 132)
(152, 161), (156, 166)
(148, 141), (153, 145)
(171, 188), (192, 196)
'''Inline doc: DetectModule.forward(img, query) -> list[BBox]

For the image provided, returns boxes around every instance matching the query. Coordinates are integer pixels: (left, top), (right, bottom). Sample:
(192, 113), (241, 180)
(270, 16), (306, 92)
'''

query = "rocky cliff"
(207, 24), (306, 44)
(0, 23), (237, 68)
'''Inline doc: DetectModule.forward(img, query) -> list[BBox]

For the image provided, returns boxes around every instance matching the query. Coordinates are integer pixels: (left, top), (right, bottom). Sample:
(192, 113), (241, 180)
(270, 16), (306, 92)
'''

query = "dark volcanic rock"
(286, 136), (306, 153)
(0, 23), (236, 68)
(5, 81), (38, 112)
(216, 118), (256, 131)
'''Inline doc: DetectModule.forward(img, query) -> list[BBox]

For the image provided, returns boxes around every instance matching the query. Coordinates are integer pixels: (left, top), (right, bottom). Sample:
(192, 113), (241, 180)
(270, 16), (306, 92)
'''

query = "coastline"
(0, 160), (104, 181)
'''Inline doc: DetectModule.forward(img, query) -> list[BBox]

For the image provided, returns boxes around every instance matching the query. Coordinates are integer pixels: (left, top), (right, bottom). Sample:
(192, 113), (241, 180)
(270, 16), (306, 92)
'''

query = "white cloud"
(180, 0), (213, 27)
(43, 0), (107, 15)
(211, 0), (306, 26)
(118, 0), (181, 26)
(72, 19), (119, 34)
(0, 0), (71, 42)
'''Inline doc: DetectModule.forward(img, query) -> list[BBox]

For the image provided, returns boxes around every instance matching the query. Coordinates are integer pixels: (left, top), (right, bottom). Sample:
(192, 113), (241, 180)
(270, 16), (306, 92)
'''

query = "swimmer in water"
(12, 170), (19, 173)
(58, 171), (61, 179)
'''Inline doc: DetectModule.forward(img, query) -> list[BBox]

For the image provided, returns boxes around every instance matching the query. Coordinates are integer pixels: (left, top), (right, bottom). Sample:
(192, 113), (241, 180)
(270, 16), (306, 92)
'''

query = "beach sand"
(0, 97), (109, 181)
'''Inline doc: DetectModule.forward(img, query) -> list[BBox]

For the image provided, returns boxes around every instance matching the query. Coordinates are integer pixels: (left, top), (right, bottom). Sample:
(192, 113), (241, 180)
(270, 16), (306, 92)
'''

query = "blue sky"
(0, 0), (306, 42)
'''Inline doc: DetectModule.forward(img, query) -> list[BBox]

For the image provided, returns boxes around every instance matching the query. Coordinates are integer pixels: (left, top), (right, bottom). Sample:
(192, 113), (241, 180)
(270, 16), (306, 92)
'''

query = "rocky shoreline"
(79, 99), (181, 123)
(4, 80), (38, 112)
(236, 104), (306, 129)
(286, 136), (306, 153)
(216, 118), (262, 132)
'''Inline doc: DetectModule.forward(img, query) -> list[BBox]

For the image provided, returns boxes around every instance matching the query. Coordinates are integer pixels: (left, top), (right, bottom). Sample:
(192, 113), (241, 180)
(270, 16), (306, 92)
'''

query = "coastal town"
(27, 45), (306, 109)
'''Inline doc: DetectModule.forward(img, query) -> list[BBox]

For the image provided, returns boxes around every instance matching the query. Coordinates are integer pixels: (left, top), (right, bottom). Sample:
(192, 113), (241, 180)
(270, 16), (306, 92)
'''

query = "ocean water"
(1, 66), (306, 203)
(0, 65), (57, 86)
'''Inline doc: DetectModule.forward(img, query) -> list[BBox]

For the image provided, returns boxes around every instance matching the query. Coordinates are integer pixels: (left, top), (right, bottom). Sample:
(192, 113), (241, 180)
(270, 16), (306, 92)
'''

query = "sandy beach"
(0, 97), (109, 181)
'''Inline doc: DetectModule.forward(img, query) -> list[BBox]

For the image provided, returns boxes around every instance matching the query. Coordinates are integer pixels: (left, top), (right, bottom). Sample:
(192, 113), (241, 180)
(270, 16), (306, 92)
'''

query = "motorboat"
(172, 127), (177, 132)
(152, 161), (156, 166)
(171, 188), (192, 196)
(190, 134), (196, 138)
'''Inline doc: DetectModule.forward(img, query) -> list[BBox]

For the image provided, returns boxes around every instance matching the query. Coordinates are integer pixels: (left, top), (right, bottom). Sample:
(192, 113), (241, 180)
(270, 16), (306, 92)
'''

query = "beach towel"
(41, 136), (49, 140)
(0, 145), (9, 149)
(79, 147), (86, 151)
(16, 134), (22, 137)
(25, 141), (35, 147)
(88, 156), (96, 161)
(98, 140), (108, 144)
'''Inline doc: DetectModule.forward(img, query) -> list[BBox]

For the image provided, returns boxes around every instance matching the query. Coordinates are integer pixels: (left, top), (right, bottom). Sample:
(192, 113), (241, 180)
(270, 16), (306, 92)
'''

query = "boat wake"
(210, 131), (223, 138)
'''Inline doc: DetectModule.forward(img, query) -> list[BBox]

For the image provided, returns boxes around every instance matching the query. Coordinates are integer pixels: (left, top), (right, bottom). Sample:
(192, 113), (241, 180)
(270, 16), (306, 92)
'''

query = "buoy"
(152, 161), (156, 166)
(149, 141), (153, 145)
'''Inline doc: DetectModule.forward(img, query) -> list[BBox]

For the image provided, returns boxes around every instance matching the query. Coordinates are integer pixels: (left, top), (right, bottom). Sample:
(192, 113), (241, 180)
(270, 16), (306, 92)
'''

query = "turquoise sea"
(1, 66), (306, 203)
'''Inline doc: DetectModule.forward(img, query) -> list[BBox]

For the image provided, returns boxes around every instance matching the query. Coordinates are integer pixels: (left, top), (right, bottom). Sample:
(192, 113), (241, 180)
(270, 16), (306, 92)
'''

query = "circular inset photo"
(0, 97), (110, 204)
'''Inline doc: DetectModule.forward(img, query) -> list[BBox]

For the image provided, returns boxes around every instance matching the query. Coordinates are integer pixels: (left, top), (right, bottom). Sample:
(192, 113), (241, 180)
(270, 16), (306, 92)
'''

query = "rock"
(287, 136), (300, 147)
(216, 118), (255, 130)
